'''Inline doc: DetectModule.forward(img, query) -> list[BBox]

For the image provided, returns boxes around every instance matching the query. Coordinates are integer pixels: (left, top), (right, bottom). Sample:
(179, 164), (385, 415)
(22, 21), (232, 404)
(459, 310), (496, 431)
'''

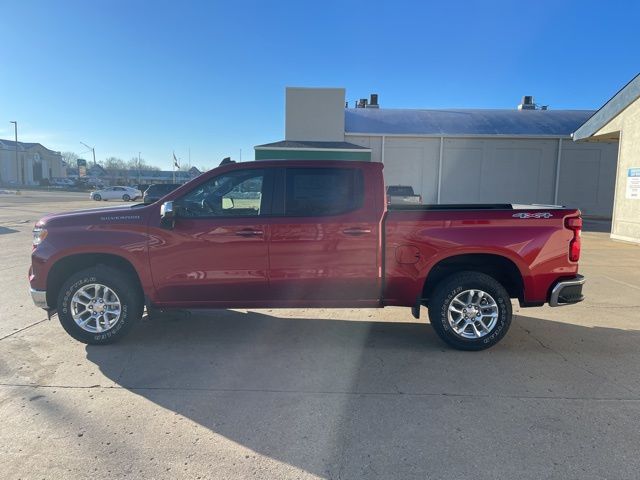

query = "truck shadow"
(85, 310), (640, 479)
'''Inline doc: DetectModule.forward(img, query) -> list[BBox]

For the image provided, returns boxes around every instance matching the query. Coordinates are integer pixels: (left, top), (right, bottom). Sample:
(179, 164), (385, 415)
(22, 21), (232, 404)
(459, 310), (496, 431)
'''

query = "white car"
(90, 186), (142, 202)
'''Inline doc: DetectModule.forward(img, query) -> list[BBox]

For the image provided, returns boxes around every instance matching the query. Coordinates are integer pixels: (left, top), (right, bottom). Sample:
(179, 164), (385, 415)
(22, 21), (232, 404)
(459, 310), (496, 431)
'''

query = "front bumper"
(30, 288), (49, 309)
(549, 274), (585, 307)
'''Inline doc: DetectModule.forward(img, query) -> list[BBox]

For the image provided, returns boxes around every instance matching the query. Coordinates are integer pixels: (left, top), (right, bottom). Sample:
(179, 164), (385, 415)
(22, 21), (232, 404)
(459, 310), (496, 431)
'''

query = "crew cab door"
(148, 168), (273, 306)
(268, 165), (382, 304)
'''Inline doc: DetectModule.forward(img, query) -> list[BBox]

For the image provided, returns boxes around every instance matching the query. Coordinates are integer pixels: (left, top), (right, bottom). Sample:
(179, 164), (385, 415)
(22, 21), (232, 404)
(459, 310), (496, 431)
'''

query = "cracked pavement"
(1, 191), (640, 479)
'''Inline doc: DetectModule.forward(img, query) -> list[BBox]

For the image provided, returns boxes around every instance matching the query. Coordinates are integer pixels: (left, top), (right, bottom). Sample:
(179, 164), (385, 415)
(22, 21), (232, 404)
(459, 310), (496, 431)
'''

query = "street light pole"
(80, 141), (96, 166)
(9, 121), (19, 185)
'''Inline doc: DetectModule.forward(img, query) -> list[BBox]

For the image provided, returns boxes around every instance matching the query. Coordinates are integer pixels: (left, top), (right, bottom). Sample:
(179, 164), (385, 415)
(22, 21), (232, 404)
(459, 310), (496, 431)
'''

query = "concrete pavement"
(1, 191), (639, 479)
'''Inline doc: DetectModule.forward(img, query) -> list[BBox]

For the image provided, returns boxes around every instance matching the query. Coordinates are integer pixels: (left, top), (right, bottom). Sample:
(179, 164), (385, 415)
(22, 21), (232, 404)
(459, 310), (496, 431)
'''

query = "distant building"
(0, 139), (66, 185)
(255, 88), (619, 218)
(66, 164), (201, 186)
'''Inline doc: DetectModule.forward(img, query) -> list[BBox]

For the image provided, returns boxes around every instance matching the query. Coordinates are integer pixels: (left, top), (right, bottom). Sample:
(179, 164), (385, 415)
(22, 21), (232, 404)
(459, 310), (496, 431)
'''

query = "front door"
(268, 166), (381, 305)
(148, 168), (272, 307)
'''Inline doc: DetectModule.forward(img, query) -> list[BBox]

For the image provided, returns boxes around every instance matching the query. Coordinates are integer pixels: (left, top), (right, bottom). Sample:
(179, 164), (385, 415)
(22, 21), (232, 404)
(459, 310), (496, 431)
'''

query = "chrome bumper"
(549, 275), (585, 307)
(30, 288), (49, 309)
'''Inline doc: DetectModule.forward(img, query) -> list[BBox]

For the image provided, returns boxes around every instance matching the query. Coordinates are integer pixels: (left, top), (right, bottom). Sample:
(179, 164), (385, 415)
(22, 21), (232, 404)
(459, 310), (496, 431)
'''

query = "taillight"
(565, 216), (582, 262)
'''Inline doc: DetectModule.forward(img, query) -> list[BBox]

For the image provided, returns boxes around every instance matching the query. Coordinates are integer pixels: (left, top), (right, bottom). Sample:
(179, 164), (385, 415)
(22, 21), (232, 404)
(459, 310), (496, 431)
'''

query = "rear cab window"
(283, 167), (364, 216)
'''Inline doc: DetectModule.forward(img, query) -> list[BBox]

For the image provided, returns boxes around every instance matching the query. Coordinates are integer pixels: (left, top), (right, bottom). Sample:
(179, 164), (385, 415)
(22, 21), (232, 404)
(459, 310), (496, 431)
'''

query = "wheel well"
(421, 254), (524, 301)
(46, 253), (143, 307)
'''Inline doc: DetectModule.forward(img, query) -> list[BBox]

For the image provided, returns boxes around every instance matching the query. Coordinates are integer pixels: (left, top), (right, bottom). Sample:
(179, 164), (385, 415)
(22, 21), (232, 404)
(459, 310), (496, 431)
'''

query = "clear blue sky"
(1, 0), (638, 170)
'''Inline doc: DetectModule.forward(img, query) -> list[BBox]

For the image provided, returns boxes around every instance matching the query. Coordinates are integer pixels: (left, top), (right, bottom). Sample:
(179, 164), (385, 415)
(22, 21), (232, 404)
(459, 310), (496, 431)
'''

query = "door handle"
(235, 229), (264, 237)
(342, 227), (372, 236)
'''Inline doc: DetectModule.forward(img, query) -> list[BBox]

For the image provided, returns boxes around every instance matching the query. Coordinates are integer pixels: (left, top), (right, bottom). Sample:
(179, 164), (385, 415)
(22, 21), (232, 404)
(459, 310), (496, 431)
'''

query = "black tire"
(122, 194), (130, 201)
(427, 271), (512, 351)
(93, 194), (101, 201)
(57, 266), (143, 345)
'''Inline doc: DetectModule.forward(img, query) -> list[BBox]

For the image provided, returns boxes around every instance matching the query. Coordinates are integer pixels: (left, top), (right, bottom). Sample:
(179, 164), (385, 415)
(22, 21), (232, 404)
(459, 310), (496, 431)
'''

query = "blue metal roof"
(345, 108), (595, 137)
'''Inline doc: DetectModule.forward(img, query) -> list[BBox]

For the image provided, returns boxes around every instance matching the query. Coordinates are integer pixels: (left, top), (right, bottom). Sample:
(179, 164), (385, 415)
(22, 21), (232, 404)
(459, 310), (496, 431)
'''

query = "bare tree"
(62, 151), (79, 165)
(100, 157), (126, 171)
(127, 157), (160, 172)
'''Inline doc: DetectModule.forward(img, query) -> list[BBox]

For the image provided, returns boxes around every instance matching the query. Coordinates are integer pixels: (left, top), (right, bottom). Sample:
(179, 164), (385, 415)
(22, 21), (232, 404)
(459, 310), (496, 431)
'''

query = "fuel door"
(395, 244), (421, 264)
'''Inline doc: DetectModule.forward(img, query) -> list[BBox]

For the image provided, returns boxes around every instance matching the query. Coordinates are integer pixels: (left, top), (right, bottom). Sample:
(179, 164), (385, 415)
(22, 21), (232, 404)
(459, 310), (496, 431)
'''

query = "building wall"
(347, 134), (618, 216)
(557, 141), (618, 218)
(285, 88), (345, 142)
(0, 143), (64, 185)
(594, 99), (640, 243)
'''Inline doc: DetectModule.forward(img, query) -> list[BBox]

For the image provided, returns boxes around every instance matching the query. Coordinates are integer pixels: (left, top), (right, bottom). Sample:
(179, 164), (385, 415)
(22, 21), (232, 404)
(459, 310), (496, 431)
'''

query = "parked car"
(30, 160), (584, 350)
(143, 183), (182, 204)
(49, 178), (75, 188)
(90, 186), (142, 202)
(386, 185), (422, 205)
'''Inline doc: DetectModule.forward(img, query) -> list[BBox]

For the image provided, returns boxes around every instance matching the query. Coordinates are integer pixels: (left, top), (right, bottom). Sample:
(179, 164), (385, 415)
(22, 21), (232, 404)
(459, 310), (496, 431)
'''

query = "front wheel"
(428, 271), (512, 351)
(57, 266), (143, 344)
(122, 194), (130, 201)
(93, 194), (101, 201)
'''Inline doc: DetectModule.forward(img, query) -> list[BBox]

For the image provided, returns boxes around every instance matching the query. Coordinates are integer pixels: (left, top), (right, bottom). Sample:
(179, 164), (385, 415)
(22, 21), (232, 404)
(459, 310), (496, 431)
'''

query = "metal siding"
(347, 136), (383, 163)
(379, 138), (440, 203)
(558, 141), (618, 217)
(439, 139), (557, 204)
(333, 134), (618, 217)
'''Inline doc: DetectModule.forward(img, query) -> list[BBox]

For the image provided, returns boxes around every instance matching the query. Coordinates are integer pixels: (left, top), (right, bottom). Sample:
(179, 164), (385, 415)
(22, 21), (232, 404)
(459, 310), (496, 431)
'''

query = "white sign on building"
(626, 167), (640, 200)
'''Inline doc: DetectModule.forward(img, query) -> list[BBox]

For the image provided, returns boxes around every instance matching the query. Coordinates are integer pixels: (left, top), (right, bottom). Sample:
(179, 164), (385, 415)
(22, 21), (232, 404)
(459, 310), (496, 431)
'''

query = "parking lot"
(1, 190), (640, 479)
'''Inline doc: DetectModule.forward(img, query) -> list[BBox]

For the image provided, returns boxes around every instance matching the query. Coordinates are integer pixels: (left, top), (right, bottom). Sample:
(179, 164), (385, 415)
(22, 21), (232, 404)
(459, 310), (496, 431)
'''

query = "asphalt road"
(1, 191), (640, 479)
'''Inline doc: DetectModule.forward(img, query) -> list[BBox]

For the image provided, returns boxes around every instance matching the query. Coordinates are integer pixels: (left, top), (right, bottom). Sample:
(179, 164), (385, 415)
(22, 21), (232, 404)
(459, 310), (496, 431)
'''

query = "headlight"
(32, 227), (48, 247)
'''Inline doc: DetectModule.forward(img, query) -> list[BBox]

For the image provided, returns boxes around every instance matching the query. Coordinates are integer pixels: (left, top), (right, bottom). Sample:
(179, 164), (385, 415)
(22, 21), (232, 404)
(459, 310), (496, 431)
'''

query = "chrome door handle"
(235, 229), (264, 237)
(342, 227), (372, 236)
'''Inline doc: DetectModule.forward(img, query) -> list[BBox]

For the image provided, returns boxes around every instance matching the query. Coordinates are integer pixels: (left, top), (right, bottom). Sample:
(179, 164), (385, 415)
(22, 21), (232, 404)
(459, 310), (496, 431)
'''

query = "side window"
(178, 169), (265, 218)
(285, 168), (363, 216)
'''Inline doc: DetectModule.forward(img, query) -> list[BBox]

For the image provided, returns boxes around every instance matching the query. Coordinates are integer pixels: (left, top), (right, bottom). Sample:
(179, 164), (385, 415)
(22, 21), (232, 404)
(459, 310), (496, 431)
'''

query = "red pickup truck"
(29, 160), (584, 350)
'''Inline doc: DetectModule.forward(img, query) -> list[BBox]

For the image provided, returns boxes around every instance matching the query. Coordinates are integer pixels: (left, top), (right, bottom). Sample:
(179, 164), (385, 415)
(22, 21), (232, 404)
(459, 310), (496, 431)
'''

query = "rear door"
(268, 165), (382, 304)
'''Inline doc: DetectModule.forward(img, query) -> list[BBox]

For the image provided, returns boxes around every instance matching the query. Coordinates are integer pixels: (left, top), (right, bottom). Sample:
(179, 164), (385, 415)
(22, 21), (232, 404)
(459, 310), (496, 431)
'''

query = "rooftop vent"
(353, 93), (380, 108)
(518, 96), (536, 110)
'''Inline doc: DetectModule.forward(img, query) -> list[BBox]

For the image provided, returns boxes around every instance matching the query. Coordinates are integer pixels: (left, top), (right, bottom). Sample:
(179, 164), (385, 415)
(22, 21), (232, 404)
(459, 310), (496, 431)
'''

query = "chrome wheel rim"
(71, 284), (122, 333)
(447, 289), (499, 339)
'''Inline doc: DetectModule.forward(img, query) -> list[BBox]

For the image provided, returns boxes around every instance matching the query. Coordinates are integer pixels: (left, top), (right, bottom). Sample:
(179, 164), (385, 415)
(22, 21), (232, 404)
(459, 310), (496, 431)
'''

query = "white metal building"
(255, 88), (619, 217)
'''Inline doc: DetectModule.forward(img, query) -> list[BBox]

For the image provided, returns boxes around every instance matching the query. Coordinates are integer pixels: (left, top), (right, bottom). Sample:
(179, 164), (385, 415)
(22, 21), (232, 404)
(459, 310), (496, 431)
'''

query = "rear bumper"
(549, 274), (585, 307)
(30, 288), (49, 309)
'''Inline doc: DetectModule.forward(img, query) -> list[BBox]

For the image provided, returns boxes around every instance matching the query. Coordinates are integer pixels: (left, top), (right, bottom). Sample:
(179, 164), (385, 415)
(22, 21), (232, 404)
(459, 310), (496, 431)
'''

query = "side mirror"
(160, 201), (176, 229)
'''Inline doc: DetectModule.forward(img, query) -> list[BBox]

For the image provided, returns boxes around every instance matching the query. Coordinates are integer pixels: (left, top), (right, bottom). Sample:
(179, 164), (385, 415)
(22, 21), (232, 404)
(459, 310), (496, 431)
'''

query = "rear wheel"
(427, 271), (512, 351)
(57, 266), (143, 344)
(122, 194), (130, 201)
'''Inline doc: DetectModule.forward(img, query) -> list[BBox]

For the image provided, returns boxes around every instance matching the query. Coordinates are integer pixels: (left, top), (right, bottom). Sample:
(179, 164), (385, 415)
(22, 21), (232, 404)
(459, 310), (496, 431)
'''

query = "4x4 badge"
(512, 212), (553, 219)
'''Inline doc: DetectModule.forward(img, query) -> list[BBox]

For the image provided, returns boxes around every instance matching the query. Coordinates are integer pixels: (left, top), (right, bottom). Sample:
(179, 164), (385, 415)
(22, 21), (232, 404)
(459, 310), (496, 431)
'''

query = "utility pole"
(9, 121), (19, 185)
(138, 151), (141, 183)
(80, 141), (96, 166)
